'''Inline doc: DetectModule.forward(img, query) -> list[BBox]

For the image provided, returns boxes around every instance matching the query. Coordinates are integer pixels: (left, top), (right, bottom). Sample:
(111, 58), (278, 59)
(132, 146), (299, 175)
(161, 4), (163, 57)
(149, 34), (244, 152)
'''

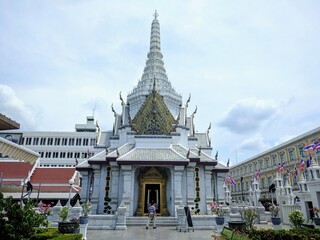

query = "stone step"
(126, 216), (178, 226)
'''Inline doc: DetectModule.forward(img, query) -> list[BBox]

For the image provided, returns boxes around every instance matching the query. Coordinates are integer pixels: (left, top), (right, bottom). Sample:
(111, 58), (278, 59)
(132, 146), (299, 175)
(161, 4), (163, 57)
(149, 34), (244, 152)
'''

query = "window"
(33, 137), (39, 145)
(76, 138), (82, 146)
(40, 138), (46, 145)
(266, 159), (270, 169)
(249, 164), (252, 173)
(261, 178), (265, 188)
(83, 138), (89, 146)
(259, 160), (263, 170)
(289, 150), (294, 162)
(26, 137), (32, 145)
(54, 138), (60, 146)
(272, 155), (277, 166)
(60, 152), (66, 158)
(90, 138), (96, 146)
(299, 146), (304, 157)
(69, 138), (75, 146)
(244, 166), (247, 174)
(53, 152), (59, 158)
(280, 153), (284, 162)
(62, 138), (68, 146)
(48, 138), (53, 145)
(254, 162), (257, 171)
(268, 176), (272, 187)
(75, 152), (80, 158)
(45, 152), (51, 158)
(67, 152), (73, 158)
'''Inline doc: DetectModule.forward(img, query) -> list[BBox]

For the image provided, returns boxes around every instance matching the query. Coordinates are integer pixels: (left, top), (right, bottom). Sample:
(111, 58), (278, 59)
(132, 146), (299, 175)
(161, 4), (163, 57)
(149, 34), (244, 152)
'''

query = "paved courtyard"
(86, 224), (292, 240)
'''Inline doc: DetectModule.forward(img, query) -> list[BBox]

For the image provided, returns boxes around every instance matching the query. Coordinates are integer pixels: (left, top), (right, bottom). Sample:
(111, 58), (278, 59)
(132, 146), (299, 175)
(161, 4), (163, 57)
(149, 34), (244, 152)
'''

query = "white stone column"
(174, 166), (185, 210)
(79, 170), (91, 203)
(274, 171), (283, 206)
(110, 163), (120, 211)
(204, 166), (214, 207)
(186, 164), (195, 207)
(121, 165), (132, 216)
(79, 224), (88, 240)
(90, 164), (102, 214)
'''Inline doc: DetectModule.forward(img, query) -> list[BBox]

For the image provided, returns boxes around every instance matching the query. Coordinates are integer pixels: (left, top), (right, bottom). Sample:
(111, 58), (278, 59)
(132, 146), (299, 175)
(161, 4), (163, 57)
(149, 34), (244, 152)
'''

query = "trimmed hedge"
(248, 228), (320, 240)
(31, 228), (82, 240)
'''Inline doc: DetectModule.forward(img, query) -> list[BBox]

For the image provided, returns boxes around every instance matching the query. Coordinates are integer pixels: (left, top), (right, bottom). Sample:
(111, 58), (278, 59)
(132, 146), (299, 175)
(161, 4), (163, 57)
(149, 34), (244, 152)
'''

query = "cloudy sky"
(1, 0), (319, 165)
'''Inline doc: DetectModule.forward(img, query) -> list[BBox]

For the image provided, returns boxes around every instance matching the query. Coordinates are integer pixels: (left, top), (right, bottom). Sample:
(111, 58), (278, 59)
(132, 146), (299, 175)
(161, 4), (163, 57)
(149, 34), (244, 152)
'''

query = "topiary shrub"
(288, 210), (305, 228)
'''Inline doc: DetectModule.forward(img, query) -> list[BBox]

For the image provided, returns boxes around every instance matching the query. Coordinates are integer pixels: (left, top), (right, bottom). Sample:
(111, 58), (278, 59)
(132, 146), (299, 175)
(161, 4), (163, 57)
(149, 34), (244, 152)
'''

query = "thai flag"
(255, 169), (260, 180)
(229, 178), (236, 185)
(286, 169), (290, 180)
(278, 162), (285, 172)
(277, 162), (281, 172)
(299, 157), (305, 170)
(306, 155), (312, 168)
(293, 165), (297, 176)
(313, 142), (320, 151)
(304, 143), (315, 152)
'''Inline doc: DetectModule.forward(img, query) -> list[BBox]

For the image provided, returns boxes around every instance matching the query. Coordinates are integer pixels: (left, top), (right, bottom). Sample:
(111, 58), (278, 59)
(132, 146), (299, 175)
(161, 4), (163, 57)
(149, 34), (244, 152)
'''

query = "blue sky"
(0, 0), (319, 165)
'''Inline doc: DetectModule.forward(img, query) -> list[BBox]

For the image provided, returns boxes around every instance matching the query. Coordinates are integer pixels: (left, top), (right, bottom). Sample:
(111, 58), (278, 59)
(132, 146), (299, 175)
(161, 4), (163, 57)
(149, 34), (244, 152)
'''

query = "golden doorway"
(135, 167), (168, 216)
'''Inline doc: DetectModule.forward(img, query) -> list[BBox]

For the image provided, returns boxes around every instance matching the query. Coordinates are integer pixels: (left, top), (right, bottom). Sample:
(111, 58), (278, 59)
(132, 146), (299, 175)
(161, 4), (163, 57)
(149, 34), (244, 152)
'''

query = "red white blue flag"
(286, 169), (290, 180)
(299, 157), (305, 170)
(293, 165), (297, 176)
(306, 155), (312, 168)
(255, 168), (260, 180)
(304, 143), (315, 152)
(278, 162), (285, 172)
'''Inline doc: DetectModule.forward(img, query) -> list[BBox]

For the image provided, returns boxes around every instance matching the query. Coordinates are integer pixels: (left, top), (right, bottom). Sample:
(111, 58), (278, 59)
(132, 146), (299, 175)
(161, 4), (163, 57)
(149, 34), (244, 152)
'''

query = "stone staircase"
(126, 216), (178, 227)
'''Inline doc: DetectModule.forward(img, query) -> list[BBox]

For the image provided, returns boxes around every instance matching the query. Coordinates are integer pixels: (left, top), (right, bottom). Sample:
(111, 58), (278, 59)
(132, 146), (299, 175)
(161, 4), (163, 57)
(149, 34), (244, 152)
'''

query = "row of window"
(23, 137), (96, 147)
(38, 151), (93, 159)
(230, 173), (299, 192)
(230, 145), (313, 178)
(40, 164), (74, 167)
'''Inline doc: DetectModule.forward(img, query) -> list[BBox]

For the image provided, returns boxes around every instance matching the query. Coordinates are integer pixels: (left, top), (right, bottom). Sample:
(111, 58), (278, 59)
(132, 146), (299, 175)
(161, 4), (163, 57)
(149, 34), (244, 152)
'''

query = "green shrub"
(248, 228), (320, 240)
(288, 210), (305, 228)
(50, 234), (82, 240)
(0, 192), (48, 240)
(31, 228), (59, 239)
(31, 228), (82, 240)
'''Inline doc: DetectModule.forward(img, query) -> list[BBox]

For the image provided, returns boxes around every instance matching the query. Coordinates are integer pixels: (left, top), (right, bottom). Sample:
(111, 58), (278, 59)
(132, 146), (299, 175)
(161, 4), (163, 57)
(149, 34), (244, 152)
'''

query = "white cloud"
(219, 98), (280, 134)
(0, 84), (36, 129)
(237, 134), (271, 152)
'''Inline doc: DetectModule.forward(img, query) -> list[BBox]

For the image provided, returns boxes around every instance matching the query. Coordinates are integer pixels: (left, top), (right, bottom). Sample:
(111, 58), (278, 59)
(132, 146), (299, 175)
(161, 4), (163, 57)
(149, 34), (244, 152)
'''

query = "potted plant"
(310, 207), (320, 225)
(269, 204), (281, 225)
(58, 207), (78, 233)
(288, 210), (305, 228)
(79, 202), (92, 224)
(211, 202), (228, 225)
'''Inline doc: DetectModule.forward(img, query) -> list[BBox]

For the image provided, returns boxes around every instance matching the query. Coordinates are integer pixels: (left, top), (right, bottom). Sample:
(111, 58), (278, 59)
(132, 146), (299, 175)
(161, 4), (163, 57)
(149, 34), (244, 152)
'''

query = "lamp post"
(241, 177), (244, 204)
(68, 179), (74, 207)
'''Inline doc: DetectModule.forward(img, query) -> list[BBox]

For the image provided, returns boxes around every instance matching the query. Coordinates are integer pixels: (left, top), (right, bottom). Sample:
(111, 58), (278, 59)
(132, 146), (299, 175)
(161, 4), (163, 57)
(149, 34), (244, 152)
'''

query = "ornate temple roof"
(131, 83), (176, 135)
(127, 11), (182, 118)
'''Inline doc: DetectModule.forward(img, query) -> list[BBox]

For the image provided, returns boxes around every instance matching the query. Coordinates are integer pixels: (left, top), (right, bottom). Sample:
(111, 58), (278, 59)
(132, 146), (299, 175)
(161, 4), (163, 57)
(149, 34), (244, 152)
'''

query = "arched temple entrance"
(135, 167), (168, 216)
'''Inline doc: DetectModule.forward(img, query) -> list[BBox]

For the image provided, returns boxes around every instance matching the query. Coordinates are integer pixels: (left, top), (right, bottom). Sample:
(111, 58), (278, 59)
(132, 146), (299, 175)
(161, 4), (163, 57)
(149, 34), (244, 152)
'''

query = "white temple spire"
(127, 11), (182, 119)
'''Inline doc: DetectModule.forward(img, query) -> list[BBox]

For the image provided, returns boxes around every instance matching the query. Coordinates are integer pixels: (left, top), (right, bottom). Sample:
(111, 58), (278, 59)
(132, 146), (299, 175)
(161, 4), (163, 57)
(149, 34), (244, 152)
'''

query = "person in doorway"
(146, 201), (157, 229)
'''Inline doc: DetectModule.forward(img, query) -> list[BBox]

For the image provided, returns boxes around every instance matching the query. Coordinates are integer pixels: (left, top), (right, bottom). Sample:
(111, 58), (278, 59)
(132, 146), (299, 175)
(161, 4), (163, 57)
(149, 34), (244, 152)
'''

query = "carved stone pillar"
(121, 165), (132, 216)
(174, 166), (184, 210)
(186, 164), (195, 206)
